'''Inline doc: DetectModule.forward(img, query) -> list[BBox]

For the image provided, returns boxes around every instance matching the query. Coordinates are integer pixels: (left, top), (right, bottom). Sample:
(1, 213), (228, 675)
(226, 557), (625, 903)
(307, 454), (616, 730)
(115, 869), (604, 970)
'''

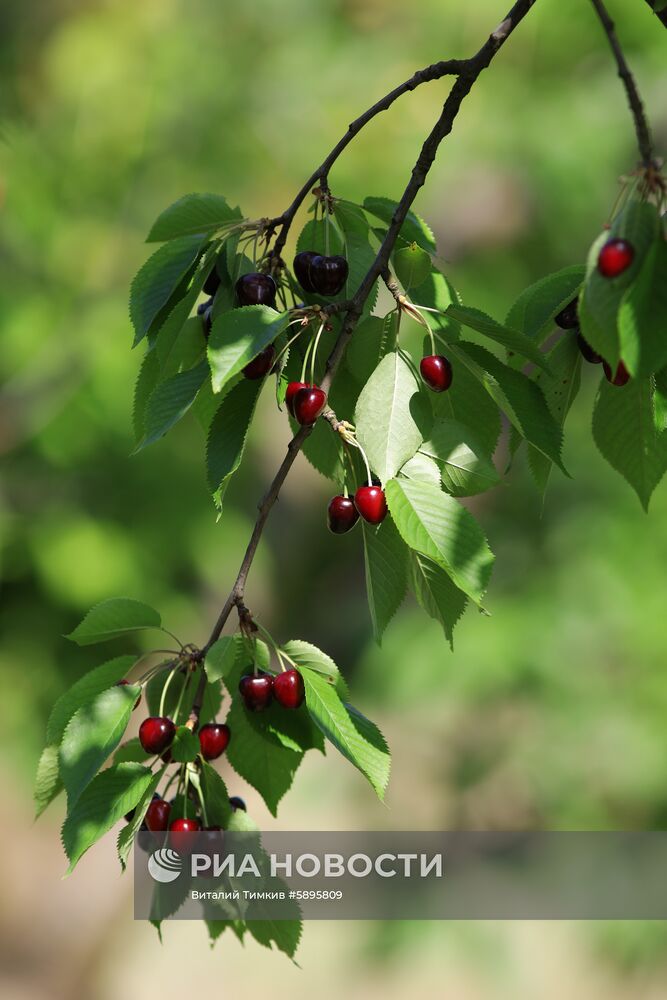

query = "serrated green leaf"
(135, 360), (208, 451)
(410, 551), (468, 649)
(362, 519), (408, 643)
(281, 640), (349, 700)
(394, 242), (432, 290)
(198, 762), (233, 828)
(169, 725), (200, 762)
(399, 452), (442, 486)
(34, 745), (62, 818)
(67, 599), (162, 645)
(334, 201), (378, 311)
(147, 193), (241, 242)
(47, 656), (137, 745)
(60, 684), (140, 807)
(528, 333), (582, 493)
(363, 196), (436, 253)
(158, 315), (207, 381)
(385, 477), (494, 605)
(247, 916), (302, 960)
(117, 767), (165, 869)
(420, 418), (500, 497)
(300, 668), (390, 800)
(62, 763), (155, 873)
(410, 268), (460, 337)
(506, 265), (585, 345)
(113, 737), (151, 764)
(295, 217), (344, 258)
(130, 235), (203, 344)
(346, 313), (398, 386)
(619, 237), (667, 378)
(208, 307), (289, 394)
(451, 342), (566, 472)
(592, 374), (667, 510)
(225, 699), (302, 816)
(133, 349), (161, 444)
(445, 304), (551, 372)
(205, 636), (241, 683)
(355, 350), (431, 482)
(429, 357), (501, 455)
(206, 378), (262, 502)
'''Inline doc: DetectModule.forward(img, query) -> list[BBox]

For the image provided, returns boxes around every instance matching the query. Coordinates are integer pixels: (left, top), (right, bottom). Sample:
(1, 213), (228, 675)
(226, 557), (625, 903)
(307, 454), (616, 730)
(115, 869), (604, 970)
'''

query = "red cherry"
(239, 673), (274, 711)
(327, 495), (359, 534)
(169, 817), (201, 853)
(293, 385), (327, 425)
(115, 679), (141, 709)
(354, 485), (388, 525)
(145, 797), (172, 833)
(198, 723), (231, 760)
(420, 355), (453, 392)
(139, 716), (176, 755)
(243, 345), (276, 380)
(603, 360), (631, 386)
(309, 255), (349, 296)
(203, 267), (221, 296)
(293, 251), (318, 293)
(555, 298), (579, 330)
(235, 273), (277, 307)
(577, 334), (603, 365)
(273, 669), (305, 709)
(285, 380), (307, 417)
(597, 238), (634, 278)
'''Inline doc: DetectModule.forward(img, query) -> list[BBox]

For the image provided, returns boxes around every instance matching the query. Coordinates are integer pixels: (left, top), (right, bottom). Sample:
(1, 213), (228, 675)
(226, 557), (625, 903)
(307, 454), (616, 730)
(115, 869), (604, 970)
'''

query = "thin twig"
(590, 0), (656, 167)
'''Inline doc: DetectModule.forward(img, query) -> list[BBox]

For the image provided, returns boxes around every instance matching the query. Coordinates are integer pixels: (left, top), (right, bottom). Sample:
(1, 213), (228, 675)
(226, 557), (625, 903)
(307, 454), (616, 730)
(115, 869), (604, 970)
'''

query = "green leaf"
(581, 200), (660, 368)
(410, 552), (468, 649)
(135, 360), (209, 451)
(225, 699), (302, 816)
(158, 315), (207, 380)
(117, 767), (165, 869)
(281, 640), (349, 700)
(334, 201), (378, 309)
(34, 746), (62, 819)
(66, 598), (162, 645)
(592, 374), (667, 511)
(361, 519), (408, 643)
(410, 268), (461, 337)
(429, 357), (501, 455)
(247, 917), (302, 961)
(399, 452), (442, 487)
(170, 726), (200, 763)
(363, 196), (436, 253)
(205, 636), (241, 683)
(147, 193), (241, 242)
(133, 349), (161, 444)
(130, 235), (203, 344)
(113, 737), (151, 764)
(206, 378), (263, 502)
(295, 217), (344, 258)
(346, 313), (398, 386)
(62, 763), (155, 873)
(619, 237), (667, 378)
(300, 668), (390, 800)
(528, 333), (582, 492)
(355, 350), (431, 482)
(393, 242), (432, 290)
(60, 684), (140, 807)
(208, 307), (289, 394)
(47, 655), (137, 745)
(445, 304), (551, 372)
(198, 762), (233, 828)
(451, 342), (566, 472)
(506, 265), (585, 343)
(385, 477), (494, 605)
(419, 418), (500, 497)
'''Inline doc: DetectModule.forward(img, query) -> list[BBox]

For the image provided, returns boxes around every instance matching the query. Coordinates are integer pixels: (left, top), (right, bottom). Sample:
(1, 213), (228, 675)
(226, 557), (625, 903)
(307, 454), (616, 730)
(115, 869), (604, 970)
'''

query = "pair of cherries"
(239, 668), (305, 712)
(555, 286), (630, 388)
(294, 251), (348, 297)
(286, 380), (327, 425)
(138, 717), (230, 761)
(328, 486), (387, 532)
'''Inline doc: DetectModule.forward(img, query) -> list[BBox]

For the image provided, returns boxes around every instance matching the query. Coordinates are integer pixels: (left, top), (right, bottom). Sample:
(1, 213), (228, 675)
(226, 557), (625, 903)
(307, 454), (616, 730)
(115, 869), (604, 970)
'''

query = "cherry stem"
(158, 665), (179, 717)
(193, 773), (209, 827)
(300, 328), (316, 384)
(310, 321), (326, 386)
(159, 627), (185, 650)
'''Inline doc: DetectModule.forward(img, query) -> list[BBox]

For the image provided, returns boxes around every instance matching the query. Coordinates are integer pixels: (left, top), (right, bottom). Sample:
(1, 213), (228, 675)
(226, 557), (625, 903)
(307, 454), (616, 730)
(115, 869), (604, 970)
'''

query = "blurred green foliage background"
(2, 0), (667, 996)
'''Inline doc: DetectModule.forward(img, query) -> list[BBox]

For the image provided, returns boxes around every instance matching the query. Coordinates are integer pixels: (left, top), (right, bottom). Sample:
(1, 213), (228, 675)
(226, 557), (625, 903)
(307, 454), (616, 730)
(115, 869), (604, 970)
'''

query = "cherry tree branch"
(189, 0), (539, 700)
(591, 0), (656, 167)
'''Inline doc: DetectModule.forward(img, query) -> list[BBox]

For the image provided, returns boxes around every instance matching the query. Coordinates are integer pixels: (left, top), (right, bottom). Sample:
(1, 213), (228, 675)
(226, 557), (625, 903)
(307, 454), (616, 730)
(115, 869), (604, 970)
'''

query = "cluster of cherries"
(556, 236), (634, 387)
(128, 791), (247, 854)
(239, 667), (305, 711)
(199, 267), (279, 380)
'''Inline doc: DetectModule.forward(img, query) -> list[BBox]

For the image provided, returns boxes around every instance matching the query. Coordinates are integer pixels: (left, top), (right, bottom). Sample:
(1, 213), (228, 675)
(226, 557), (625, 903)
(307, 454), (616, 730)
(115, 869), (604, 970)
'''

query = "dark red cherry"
(309, 255), (349, 296)
(139, 716), (176, 755)
(555, 298), (579, 329)
(145, 797), (172, 832)
(235, 272), (277, 307)
(597, 238), (634, 278)
(169, 817), (201, 853)
(273, 669), (305, 709)
(285, 380), (307, 416)
(203, 267), (221, 296)
(603, 360), (631, 386)
(201, 304), (213, 338)
(327, 495), (359, 534)
(420, 355), (453, 393)
(197, 297), (214, 316)
(239, 673), (274, 711)
(293, 251), (318, 293)
(229, 796), (246, 811)
(577, 334), (603, 365)
(115, 679), (141, 709)
(243, 345), (276, 380)
(198, 723), (231, 760)
(354, 485), (388, 525)
(293, 385), (327, 425)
